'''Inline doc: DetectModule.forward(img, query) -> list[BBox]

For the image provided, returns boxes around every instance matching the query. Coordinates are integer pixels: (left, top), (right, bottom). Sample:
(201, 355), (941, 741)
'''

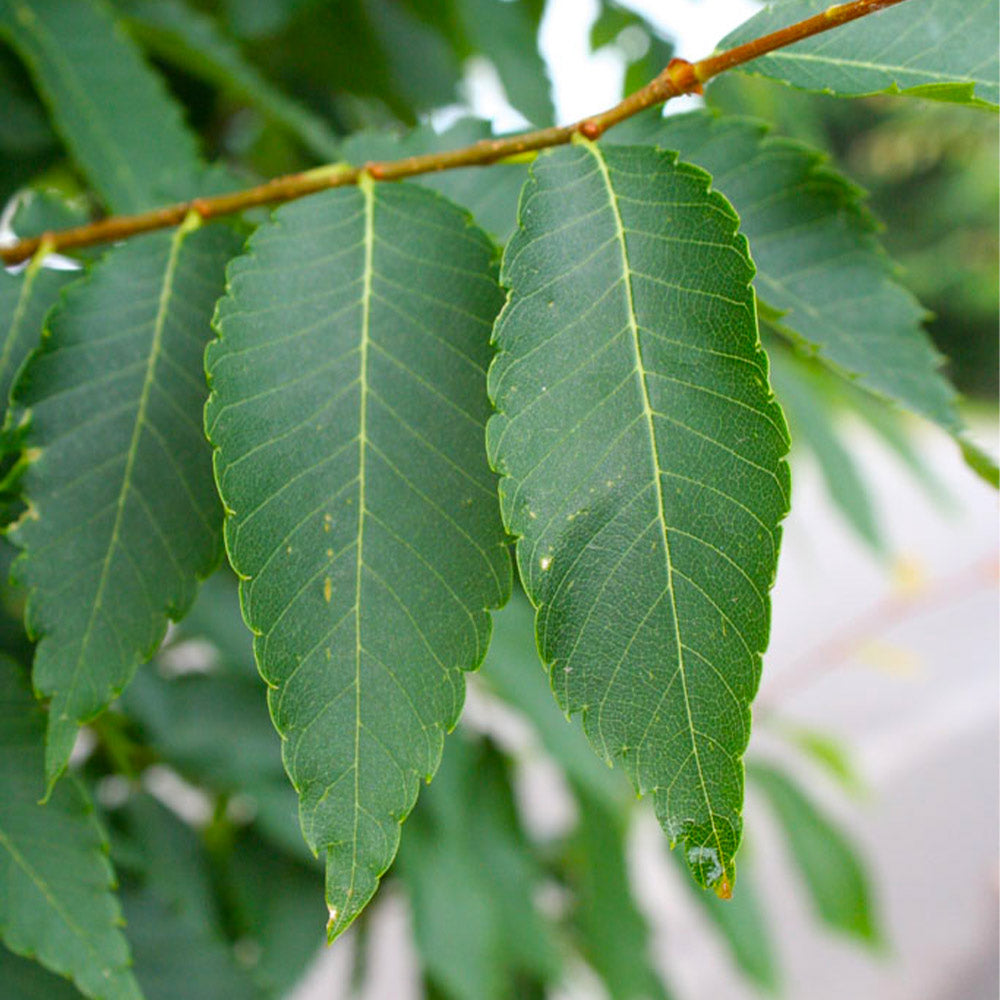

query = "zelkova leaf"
(115, 0), (341, 161)
(749, 763), (881, 944)
(719, 0), (999, 108)
(400, 736), (559, 1000)
(563, 787), (672, 1000)
(488, 141), (790, 895)
(9, 221), (242, 787)
(205, 180), (511, 939)
(0, 660), (141, 1000)
(610, 111), (995, 484)
(0, 0), (205, 212)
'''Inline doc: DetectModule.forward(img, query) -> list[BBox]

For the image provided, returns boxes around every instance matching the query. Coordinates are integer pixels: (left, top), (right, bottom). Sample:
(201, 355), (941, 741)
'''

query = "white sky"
(463, 0), (760, 130)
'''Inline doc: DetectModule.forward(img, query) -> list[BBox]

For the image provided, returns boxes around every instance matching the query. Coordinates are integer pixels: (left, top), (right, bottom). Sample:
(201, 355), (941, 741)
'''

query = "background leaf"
(488, 141), (790, 894)
(611, 110), (995, 484)
(9, 221), (242, 786)
(206, 181), (511, 938)
(750, 762), (882, 944)
(115, 0), (341, 160)
(399, 735), (559, 1000)
(0, 659), (141, 1000)
(453, 0), (554, 126)
(562, 787), (671, 1000)
(0, 0), (206, 211)
(719, 0), (999, 109)
(768, 345), (883, 550)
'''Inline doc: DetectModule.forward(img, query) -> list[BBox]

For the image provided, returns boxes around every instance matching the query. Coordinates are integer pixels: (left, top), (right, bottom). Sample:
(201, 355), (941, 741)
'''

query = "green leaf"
(488, 140), (790, 895)
(749, 762), (881, 944)
(115, 0), (341, 160)
(613, 111), (995, 484)
(9, 220), (242, 788)
(562, 787), (671, 1000)
(205, 180), (511, 938)
(480, 592), (627, 809)
(0, 260), (75, 431)
(120, 887), (264, 1000)
(400, 735), (559, 1000)
(0, 51), (59, 203)
(339, 119), (528, 244)
(123, 668), (285, 800)
(110, 794), (269, 999)
(0, 659), (141, 1000)
(456, 0), (554, 126)
(672, 847), (779, 992)
(773, 723), (864, 797)
(719, 0), (999, 109)
(221, 830), (325, 997)
(768, 345), (883, 550)
(0, 944), (86, 1000)
(112, 794), (219, 939)
(0, 0), (205, 212)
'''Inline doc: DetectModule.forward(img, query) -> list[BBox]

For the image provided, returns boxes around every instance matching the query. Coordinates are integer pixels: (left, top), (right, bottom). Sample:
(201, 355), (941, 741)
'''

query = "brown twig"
(0, 0), (910, 266)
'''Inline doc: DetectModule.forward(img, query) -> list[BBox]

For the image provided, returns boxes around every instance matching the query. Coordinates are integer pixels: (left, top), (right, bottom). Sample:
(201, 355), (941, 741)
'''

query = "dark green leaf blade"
(116, 0), (341, 160)
(0, 943), (85, 1000)
(563, 788), (671, 1000)
(205, 181), (511, 939)
(9, 221), (242, 787)
(400, 736), (559, 1000)
(488, 141), (790, 894)
(0, 0), (205, 211)
(0, 660), (141, 1000)
(750, 762), (882, 944)
(0, 261), (75, 426)
(121, 888), (263, 1000)
(719, 0), (999, 109)
(613, 111), (995, 484)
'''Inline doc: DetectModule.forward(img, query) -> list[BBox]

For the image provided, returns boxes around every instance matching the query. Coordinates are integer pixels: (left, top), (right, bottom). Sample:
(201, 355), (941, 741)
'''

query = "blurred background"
(2, 1), (996, 998)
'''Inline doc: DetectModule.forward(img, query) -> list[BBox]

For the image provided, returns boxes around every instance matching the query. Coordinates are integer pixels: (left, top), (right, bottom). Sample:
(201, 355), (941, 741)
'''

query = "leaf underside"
(0, 661), (141, 1000)
(206, 181), (511, 938)
(488, 141), (790, 894)
(9, 222), (241, 786)
(720, 0), (999, 109)
(611, 110), (995, 484)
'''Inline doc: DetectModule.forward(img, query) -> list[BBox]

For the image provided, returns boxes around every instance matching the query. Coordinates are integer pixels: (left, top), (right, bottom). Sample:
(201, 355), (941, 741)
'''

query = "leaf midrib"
(341, 176), (376, 926)
(581, 138), (725, 870)
(0, 824), (111, 975)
